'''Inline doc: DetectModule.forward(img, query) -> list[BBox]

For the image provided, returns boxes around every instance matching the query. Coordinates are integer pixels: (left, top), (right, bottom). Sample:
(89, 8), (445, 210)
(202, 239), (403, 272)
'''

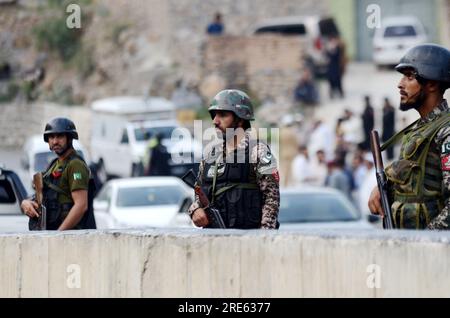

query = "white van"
(90, 96), (200, 179)
(373, 16), (428, 68)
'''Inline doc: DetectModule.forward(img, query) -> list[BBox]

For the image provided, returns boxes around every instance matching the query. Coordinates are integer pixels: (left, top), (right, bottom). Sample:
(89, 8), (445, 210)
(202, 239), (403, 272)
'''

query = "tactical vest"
(201, 146), (262, 229)
(29, 152), (97, 231)
(382, 113), (450, 229)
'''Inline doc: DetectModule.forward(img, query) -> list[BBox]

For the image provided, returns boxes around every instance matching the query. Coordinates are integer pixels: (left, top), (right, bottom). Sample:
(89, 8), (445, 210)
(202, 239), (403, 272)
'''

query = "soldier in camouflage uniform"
(369, 44), (450, 229)
(188, 89), (280, 229)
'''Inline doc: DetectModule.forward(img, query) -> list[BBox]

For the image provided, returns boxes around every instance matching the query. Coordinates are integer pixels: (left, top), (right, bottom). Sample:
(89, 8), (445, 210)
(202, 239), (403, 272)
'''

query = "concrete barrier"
(1, 229), (450, 297)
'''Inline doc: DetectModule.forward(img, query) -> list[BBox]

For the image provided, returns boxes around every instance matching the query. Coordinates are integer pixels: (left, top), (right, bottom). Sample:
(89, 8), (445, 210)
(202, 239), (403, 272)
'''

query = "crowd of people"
(285, 95), (397, 216)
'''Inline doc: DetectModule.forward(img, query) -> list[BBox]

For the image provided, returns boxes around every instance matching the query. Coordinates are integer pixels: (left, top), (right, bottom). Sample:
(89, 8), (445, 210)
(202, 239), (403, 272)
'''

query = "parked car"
(253, 15), (340, 77)
(373, 16), (428, 68)
(93, 176), (195, 229)
(21, 134), (90, 188)
(0, 165), (29, 233)
(279, 187), (375, 230)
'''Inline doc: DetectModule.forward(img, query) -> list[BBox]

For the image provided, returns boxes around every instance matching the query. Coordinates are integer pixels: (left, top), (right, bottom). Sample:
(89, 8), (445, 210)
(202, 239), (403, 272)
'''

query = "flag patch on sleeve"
(442, 155), (450, 171)
(73, 172), (82, 180)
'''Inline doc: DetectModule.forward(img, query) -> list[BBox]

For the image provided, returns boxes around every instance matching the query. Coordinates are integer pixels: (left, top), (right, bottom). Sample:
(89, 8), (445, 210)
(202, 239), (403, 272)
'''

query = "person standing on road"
(21, 117), (96, 230)
(368, 44), (450, 229)
(382, 97), (396, 160)
(188, 89), (280, 229)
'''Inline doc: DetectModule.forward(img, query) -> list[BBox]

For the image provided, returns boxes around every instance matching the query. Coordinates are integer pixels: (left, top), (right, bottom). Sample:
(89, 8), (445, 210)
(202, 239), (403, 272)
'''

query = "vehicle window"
(255, 24), (307, 36)
(279, 192), (359, 223)
(96, 184), (112, 203)
(383, 25), (417, 37)
(120, 129), (129, 144)
(0, 179), (16, 204)
(34, 152), (57, 172)
(116, 185), (184, 207)
(134, 126), (176, 142)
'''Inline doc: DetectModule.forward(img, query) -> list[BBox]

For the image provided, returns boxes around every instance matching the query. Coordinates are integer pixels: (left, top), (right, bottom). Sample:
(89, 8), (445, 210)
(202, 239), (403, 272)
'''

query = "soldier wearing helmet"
(369, 44), (450, 229)
(188, 89), (280, 229)
(21, 117), (96, 230)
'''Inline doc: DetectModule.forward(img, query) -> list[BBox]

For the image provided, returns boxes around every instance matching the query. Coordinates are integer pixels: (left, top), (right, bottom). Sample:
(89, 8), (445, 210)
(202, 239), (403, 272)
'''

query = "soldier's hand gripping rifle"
(370, 130), (394, 229)
(181, 169), (226, 228)
(33, 172), (47, 230)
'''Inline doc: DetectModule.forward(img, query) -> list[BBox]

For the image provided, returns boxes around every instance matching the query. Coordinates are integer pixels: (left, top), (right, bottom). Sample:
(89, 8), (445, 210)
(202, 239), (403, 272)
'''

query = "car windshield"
(134, 126), (176, 142)
(116, 185), (184, 207)
(34, 151), (85, 172)
(279, 191), (360, 223)
(383, 25), (417, 37)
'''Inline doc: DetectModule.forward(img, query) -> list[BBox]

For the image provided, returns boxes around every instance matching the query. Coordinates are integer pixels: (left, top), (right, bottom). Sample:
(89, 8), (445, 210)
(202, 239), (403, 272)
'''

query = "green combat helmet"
(208, 89), (255, 121)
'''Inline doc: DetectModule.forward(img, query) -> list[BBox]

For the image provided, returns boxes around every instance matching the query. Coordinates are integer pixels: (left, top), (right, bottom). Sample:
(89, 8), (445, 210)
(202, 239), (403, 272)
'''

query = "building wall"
(328, 0), (357, 60)
(202, 35), (306, 101)
(354, 0), (439, 61)
(439, 0), (450, 47)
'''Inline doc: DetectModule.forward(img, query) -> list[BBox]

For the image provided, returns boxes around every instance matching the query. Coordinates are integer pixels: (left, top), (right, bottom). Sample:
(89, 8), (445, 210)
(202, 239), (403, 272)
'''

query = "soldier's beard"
(52, 141), (72, 156)
(399, 89), (425, 112)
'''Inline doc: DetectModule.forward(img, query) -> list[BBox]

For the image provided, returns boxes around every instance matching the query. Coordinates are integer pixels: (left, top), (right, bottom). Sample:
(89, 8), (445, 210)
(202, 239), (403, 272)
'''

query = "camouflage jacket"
(188, 131), (280, 229)
(423, 100), (450, 229)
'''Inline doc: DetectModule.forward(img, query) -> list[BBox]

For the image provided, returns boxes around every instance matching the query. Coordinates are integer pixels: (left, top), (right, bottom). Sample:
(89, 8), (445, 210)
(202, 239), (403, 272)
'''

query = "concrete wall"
(2, 229), (450, 298)
(0, 102), (91, 149)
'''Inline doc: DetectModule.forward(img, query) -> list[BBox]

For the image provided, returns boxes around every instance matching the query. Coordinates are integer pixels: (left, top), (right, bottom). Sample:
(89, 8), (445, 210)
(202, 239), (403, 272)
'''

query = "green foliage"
(34, 16), (82, 61)
(47, 83), (75, 105)
(70, 46), (95, 79)
(0, 82), (19, 103)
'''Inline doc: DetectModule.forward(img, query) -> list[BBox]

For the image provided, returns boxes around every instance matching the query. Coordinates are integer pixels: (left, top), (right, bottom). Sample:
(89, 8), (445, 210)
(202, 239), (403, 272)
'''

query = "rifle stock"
(370, 130), (394, 229)
(181, 169), (226, 228)
(33, 172), (46, 230)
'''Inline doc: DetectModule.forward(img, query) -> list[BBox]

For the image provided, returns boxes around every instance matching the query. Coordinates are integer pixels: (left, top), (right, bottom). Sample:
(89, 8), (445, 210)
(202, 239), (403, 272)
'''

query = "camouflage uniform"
(188, 130), (280, 229)
(425, 101), (450, 229)
(384, 100), (450, 229)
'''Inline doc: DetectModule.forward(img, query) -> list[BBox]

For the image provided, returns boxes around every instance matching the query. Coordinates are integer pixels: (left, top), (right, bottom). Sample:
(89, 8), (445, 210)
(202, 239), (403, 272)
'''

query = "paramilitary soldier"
(369, 44), (450, 229)
(188, 89), (280, 229)
(21, 117), (96, 230)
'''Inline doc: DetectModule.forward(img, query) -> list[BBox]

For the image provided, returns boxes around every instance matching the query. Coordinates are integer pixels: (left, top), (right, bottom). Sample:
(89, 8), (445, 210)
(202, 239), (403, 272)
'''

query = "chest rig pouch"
(39, 157), (74, 230)
(382, 113), (450, 228)
(201, 147), (261, 229)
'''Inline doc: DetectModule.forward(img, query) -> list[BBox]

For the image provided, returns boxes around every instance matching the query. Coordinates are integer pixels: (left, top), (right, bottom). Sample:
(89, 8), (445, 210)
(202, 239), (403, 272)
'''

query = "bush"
(0, 82), (19, 103)
(70, 46), (95, 79)
(34, 17), (82, 61)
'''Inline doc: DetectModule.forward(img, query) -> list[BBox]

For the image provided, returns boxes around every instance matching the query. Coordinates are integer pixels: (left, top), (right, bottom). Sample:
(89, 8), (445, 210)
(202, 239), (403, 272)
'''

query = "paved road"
(314, 62), (422, 131)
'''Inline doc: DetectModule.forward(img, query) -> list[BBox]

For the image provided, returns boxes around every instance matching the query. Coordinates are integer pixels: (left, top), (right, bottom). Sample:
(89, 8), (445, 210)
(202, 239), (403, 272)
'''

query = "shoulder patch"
(261, 151), (273, 165)
(73, 172), (83, 180)
(442, 142), (450, 154)
(442, 155), (450, 171)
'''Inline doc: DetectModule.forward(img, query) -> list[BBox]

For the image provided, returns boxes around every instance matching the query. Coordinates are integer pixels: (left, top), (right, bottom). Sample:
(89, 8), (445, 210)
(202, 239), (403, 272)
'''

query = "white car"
(373, 16), (428, 68)
(20, 134), (90, 189)
(93, 176), (195, 229)
(279, 187), (376, 230)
